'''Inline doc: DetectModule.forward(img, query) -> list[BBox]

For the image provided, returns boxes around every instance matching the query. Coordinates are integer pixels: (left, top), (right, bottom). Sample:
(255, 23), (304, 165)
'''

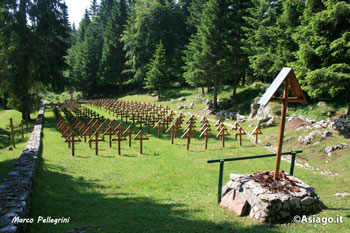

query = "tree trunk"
(213, 81), (218, 109)
(21, 96), (31, 121)
(232, 77), (238, 101)
(201, 86), (204, 94)
(158, 86), (161, 100)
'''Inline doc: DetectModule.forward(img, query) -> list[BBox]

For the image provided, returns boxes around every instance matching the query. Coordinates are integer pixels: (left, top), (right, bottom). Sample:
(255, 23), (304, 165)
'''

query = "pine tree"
(145, 41), (168, 99)
(0, 0), (70, 119)
(183, 0), (250, 108)
(99, 0), (128, 91)
(122, 0), (187, 89)
(291, 0), (350, 108)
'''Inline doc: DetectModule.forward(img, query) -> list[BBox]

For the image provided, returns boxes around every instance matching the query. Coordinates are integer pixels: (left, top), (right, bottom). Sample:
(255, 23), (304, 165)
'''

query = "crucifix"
(133, 130), (149, 154)
(258, 67), (307, 180)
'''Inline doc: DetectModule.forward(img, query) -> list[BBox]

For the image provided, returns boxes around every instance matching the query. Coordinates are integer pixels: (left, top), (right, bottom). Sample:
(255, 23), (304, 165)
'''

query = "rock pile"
(297, 130), (332, 145)
(296, 118), (335, 131)
(333, 114), (350, 132)
(248, 97), (275, 128)
(220, 173), (325, 223)
(216, 110), (234, 120)
(324, 143), (350, 156)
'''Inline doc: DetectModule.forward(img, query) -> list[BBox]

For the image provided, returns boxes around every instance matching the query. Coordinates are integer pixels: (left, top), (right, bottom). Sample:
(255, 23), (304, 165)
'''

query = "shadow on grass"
(0, 158), (18, 184)
(30, 145), (280, 233)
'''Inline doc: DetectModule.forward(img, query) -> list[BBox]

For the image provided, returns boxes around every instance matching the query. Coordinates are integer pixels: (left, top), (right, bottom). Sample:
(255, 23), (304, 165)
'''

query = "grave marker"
(133, 130), (149, 154)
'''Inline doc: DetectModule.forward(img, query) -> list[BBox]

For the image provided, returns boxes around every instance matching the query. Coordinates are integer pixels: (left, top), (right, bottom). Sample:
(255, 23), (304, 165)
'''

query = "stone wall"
(0, 104), (45, 233)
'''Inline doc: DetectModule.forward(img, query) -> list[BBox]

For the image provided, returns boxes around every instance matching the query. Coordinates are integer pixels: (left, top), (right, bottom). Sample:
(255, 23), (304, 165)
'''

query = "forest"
(1, 0), (350, 119)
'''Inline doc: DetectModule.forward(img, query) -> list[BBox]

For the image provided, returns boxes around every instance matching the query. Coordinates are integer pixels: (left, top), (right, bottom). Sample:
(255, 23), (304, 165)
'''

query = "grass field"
(29, 104), (350, 233)
(0, 109), (36, 182)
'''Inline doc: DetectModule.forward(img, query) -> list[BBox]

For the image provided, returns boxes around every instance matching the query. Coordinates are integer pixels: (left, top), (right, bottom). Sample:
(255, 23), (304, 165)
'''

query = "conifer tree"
(99, 0), (128, 91)
(145, 41), (168, 99)
(291, 0), (350, 108)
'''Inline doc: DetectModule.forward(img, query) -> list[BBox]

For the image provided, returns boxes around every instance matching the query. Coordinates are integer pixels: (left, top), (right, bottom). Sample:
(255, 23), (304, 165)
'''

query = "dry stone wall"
(0, 104), (45, 233)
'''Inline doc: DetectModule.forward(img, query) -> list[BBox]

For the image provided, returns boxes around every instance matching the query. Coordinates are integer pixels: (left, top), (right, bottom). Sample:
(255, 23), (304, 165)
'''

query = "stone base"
(220, 173), (326, 223)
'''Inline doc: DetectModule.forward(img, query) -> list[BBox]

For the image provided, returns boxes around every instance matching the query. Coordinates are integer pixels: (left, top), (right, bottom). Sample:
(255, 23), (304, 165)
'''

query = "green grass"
(0, 109), (36, 182)
(29, 105), (350, 233)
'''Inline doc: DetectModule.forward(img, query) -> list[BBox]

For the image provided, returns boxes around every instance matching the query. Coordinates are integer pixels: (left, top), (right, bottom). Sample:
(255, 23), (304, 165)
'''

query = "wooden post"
(274, 77), (290, 180)
(10, 118), (16, 149)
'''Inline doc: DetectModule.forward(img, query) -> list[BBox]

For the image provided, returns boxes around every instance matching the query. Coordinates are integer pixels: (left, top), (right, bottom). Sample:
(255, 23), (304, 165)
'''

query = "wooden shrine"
(258, 67), (307, 180)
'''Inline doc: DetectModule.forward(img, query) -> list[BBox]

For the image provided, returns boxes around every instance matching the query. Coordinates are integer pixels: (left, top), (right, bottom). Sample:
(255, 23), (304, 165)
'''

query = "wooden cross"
(123, 125), (137, 147)
(184, 121), (196, 132)
(153, 121), (164, 138)
(144, 115), (155, 133)
(251, 125), (263, 144)
(88, 131), (105, 155)
(234, 127), (246, 146)
(199, 127), (212, 150)
(130, 112), (137, 127)
(83, 126), (93, 146)
(133, 130), (149, 154)
(64, 132), (82, 156)
(231, 122), (241, 140)
(102, 126), (117, 148)
(181, 128), (195, 151)
(166, 122), (180, 144)
(214, 120), (222, 127)
(257, 67), (308, 180)
(200, 122), (211, 132)
(216, 127), (230, 147)
(111, 131), (127, 155)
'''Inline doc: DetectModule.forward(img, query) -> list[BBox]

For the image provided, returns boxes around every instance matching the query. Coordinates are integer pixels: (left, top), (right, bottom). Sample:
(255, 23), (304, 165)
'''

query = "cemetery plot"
(51, 98), (265, 157)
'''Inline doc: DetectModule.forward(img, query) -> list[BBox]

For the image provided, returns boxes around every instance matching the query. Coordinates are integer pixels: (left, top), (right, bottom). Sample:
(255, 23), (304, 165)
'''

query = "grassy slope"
(29, 97), (349, 233)
(0, 109), (36, 182)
